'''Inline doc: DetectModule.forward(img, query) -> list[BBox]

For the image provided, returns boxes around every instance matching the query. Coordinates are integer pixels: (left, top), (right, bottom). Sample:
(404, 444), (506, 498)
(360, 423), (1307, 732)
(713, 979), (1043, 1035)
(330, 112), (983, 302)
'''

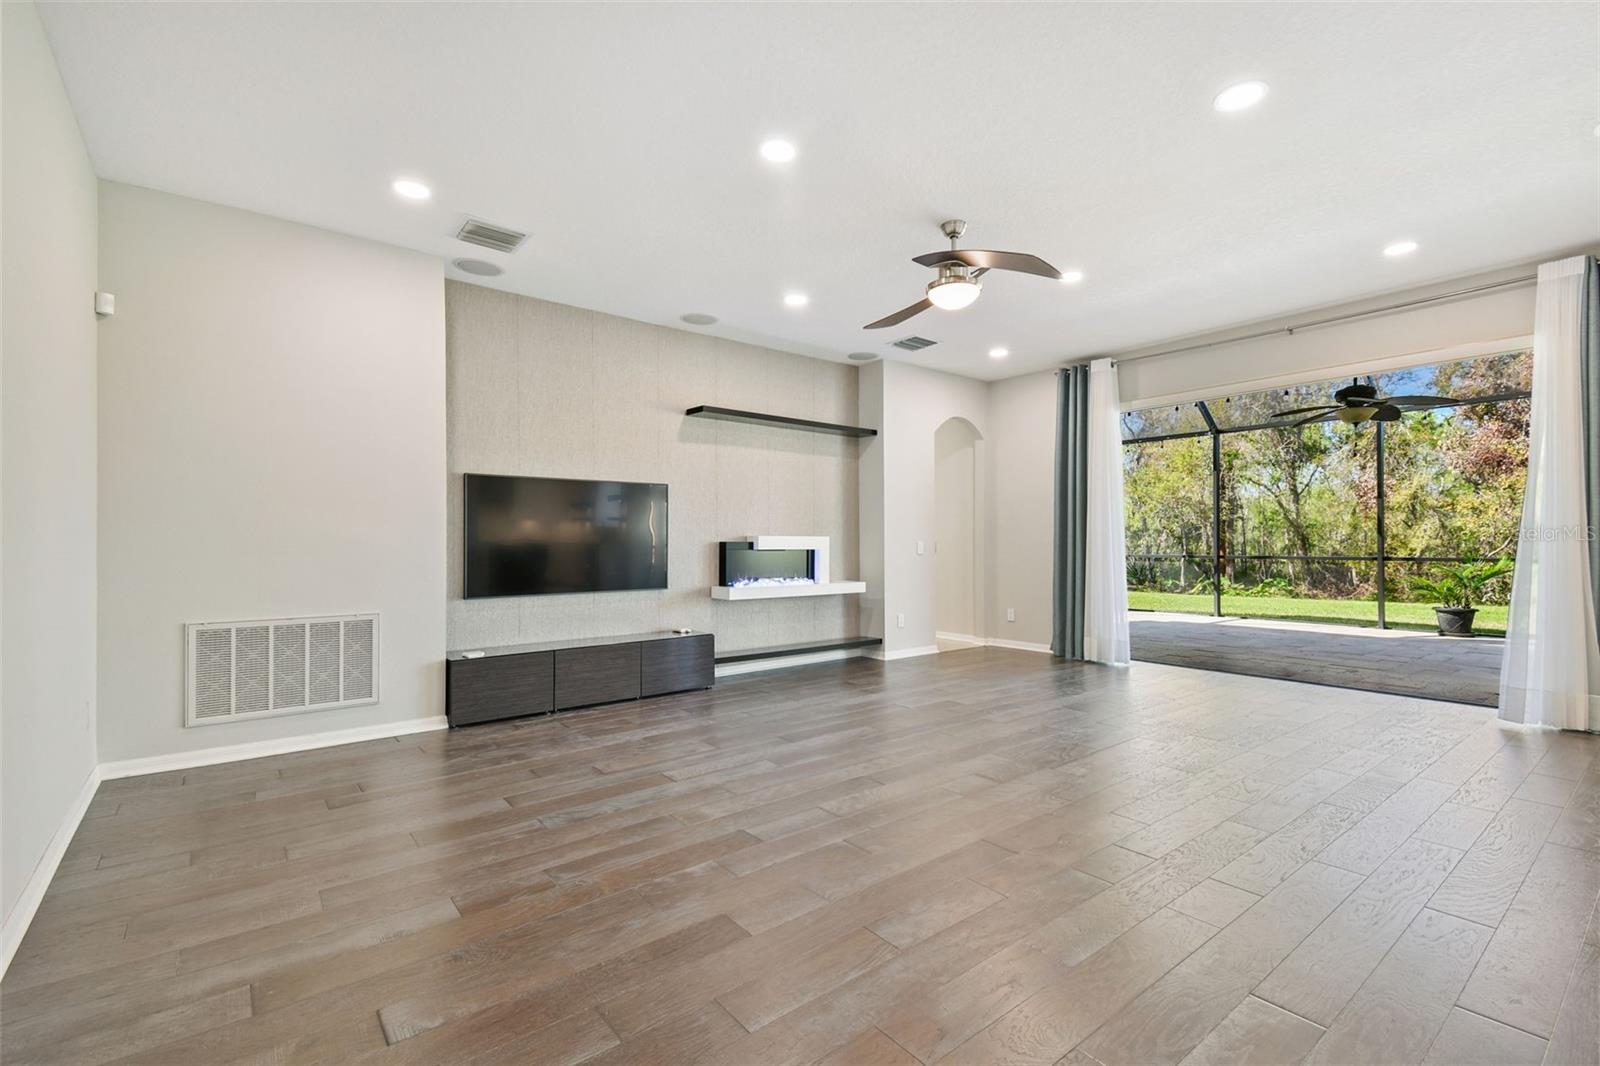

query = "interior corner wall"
(1, 0), (101, 929)
(95, 182), (447, 762)
(445, 280), (860, 655)
(868, 361), (989, 656)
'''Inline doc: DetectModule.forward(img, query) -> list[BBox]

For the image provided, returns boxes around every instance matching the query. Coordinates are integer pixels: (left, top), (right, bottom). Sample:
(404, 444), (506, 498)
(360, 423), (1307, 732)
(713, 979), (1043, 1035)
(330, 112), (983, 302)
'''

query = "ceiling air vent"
(455, 218), (527, 254)
(891, 335), (937, 351)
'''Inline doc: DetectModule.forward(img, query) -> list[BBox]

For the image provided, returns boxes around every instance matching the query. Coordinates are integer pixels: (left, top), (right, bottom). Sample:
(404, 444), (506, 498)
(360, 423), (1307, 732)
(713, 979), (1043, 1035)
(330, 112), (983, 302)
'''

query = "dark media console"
(445, 631), (713, 726)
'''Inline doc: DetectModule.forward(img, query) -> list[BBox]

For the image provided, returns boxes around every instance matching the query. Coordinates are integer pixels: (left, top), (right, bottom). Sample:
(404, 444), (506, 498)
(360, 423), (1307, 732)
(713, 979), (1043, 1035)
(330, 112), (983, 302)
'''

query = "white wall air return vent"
(455, 218), (526, 254)
(891, 335), (937, 351)
(186, 614), (378, 727)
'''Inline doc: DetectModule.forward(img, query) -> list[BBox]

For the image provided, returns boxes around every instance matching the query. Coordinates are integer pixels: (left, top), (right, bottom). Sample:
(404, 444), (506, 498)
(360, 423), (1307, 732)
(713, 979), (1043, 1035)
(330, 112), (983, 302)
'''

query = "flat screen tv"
(464, 474), (668, 598)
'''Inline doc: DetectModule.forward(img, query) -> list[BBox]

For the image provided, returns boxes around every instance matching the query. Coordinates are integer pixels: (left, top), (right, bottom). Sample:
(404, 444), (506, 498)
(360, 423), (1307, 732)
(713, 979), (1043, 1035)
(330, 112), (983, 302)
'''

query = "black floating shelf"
(715, 636), (883, 664)
(685, 405), (877, 438)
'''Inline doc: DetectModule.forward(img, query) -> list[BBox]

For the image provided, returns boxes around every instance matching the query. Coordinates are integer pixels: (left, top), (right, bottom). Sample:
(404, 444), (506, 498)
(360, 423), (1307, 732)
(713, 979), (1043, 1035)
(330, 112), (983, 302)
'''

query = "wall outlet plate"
(897, 613), (906, 629)
(1007, 608), (1016, 622)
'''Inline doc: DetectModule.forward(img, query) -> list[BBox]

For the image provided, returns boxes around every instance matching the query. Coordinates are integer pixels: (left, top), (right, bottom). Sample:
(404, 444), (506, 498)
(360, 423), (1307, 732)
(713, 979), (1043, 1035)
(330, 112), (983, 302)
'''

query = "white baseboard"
(97, 715), (449, 781)
(867, 644), (941, 661)
(985, 638), (1054, 654)
(1, 764), (102, 977)
(715, 648), (866, 677)
(935, 631), (985, 647)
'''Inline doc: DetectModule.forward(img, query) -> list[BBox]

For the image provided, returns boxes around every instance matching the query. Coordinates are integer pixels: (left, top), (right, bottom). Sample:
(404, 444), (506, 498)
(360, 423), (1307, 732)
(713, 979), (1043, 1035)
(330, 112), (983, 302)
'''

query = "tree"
(1123, 436), (1210, 590)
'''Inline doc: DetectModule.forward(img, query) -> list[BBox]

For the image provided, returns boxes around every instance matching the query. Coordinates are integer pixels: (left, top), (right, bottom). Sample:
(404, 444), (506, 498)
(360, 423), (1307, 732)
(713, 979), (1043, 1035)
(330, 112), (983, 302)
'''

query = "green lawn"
(1128, 590), (1508, 636)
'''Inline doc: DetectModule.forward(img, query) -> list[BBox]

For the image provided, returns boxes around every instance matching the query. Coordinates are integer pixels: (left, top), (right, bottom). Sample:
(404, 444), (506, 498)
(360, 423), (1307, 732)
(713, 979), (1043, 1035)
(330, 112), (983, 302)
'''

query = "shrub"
(1409, 557), (1515, 610)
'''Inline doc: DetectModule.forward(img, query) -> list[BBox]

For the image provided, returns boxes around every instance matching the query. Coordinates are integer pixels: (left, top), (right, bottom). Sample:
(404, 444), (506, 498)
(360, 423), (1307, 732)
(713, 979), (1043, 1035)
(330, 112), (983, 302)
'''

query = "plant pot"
(1434, 607), (1477, 637)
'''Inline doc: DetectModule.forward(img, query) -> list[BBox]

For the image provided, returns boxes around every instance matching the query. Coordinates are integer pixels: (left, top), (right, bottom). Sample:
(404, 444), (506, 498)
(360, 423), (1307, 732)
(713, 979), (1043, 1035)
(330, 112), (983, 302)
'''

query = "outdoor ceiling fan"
(1270, 378), (1461, 428)
(863, 219), (1064, 329)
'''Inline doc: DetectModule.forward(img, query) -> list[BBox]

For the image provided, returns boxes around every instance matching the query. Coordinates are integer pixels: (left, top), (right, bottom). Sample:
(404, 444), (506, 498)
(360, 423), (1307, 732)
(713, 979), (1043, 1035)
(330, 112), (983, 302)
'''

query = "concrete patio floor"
(1130, 611), (1504, 707)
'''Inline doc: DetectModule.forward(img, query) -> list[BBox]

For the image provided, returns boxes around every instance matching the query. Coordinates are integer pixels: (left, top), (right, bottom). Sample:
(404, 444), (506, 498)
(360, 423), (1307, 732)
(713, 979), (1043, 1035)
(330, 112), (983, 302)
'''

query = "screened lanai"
(1122, 348), (1531, 706)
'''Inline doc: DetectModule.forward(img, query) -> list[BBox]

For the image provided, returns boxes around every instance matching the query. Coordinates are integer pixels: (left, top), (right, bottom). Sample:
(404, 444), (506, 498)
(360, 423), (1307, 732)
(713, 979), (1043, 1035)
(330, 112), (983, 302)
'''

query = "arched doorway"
(935, 417), (984, 649)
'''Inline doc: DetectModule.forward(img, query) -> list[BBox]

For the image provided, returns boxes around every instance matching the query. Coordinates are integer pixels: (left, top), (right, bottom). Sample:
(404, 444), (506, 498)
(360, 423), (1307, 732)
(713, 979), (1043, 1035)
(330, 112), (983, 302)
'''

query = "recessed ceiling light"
(451, 257), (502, 277)
(988, 347), (1010, 360)
(391, 178), (431, 201)
(680, 312), (718, 326)
(760, 139), (797, 163)
(783, 292), (809, 308)
(847, 352), (878, 362)
(1213, 80), (1268, 113)
(1383, 240), (1419, 258)
(1059, 270), (1085, 286)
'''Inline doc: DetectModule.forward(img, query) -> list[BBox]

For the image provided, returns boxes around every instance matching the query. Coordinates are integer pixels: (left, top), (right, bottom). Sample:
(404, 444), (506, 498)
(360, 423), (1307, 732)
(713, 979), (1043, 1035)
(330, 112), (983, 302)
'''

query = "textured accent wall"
(446, 281), (861, 654)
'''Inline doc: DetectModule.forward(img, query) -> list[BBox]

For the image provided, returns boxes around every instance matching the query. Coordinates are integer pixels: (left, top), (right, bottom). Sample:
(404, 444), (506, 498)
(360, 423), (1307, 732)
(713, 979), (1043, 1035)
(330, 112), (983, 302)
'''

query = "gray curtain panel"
(1582, 255), (1599, 634)
(1052, 366), (1090, 660)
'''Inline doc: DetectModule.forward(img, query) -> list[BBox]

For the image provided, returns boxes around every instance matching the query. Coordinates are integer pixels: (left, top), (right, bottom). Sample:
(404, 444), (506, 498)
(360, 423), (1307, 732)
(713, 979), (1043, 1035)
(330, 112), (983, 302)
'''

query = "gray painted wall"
(866, 361), (990, 655)
(1, 0), (101, 929)
(934, 417), (979, 639)
(97, 183), (448, 761)
(446, 281), (860, 655)
(986, 370), (1058, 648)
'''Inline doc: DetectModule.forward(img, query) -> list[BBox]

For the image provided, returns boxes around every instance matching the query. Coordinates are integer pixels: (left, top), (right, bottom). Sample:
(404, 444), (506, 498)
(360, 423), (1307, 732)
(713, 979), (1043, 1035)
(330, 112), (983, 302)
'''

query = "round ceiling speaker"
(680, 313), (718, 326)
(847, 352), (878, 362)
(451, 258), (503, 277)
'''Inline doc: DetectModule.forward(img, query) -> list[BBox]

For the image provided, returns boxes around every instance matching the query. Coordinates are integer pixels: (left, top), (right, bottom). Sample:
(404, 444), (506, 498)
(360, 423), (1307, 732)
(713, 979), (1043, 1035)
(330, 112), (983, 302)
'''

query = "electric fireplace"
(709, 536), (865, 601)
(720, 542), (815, 587)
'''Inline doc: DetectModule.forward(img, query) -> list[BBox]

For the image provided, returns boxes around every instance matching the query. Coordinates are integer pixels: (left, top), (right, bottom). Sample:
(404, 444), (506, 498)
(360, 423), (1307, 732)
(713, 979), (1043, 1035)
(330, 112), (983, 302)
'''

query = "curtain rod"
(1070, 273), (1537, 367)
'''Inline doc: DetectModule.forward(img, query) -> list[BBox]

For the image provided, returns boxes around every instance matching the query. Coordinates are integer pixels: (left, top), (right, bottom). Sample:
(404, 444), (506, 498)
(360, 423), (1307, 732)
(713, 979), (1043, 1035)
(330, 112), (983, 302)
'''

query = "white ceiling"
(38, 2), (1600, 381)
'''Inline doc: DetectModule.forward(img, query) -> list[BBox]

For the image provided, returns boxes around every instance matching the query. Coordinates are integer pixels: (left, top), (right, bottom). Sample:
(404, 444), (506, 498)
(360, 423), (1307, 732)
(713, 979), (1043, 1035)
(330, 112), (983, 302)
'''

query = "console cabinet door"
(554, 643), (642, 709)
(641, 635), (714, 696)
(448, 652), (553, 726)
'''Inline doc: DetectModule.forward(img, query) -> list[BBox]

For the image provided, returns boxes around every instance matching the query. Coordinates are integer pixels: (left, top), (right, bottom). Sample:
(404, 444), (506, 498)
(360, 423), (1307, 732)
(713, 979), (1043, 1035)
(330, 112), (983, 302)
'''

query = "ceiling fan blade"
(1381, 394), (1457, 407)
(911, 249), (1061, 279)
(1372, 404), (1402, 422)
(1270, 405), (1339, 418)
(1289, 412), (1337, 428)
(864, 297), (932, 330)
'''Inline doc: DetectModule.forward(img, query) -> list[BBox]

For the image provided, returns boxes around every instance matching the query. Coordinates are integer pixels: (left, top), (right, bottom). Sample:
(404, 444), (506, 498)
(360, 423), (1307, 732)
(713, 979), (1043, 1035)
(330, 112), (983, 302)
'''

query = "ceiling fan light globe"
(927, 277), (981, 311)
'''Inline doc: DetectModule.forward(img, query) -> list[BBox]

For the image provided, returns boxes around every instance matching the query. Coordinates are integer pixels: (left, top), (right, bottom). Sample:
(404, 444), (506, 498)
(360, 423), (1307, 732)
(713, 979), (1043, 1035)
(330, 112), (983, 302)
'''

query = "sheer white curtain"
(1083, 358), (1131, 665)
(1499, 256), (1600, 730)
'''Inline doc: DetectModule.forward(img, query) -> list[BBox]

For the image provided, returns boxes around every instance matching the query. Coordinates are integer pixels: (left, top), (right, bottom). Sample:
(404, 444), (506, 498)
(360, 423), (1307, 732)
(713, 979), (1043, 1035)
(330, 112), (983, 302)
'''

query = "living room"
(3, 4), (1597, 1065)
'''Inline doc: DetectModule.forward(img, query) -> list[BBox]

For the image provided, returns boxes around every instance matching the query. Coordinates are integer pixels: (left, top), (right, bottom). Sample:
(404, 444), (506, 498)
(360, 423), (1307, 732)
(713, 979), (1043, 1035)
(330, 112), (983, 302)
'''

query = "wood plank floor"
(3, 649), (1597, 1066)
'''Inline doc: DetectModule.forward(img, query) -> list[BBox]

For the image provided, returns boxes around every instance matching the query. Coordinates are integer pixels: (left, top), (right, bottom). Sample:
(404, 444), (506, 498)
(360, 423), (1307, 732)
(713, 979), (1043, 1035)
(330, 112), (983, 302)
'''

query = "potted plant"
(1410, 558), (1514, 637)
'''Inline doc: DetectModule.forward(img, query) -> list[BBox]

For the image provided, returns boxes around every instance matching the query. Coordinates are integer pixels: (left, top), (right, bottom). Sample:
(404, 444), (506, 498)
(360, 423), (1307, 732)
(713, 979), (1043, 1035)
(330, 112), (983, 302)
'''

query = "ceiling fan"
(863, 219), (1063, 329)
(1270, 378), (1460, 428)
